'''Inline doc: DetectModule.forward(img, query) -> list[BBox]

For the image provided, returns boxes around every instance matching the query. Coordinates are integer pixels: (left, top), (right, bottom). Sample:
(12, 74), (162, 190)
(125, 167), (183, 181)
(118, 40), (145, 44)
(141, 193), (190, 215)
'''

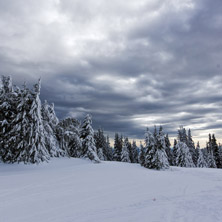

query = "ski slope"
(0, 158), (222, 222)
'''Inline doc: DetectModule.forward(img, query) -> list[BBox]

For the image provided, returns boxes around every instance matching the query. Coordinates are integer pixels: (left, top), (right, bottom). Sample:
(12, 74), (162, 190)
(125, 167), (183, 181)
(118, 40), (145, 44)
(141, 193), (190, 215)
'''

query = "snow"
(1, 158), (222, 222)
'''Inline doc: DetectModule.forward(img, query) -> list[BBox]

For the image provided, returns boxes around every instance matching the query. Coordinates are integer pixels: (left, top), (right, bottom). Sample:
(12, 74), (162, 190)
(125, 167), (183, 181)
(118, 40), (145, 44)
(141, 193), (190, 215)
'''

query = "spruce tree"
(211, 134), (221, 168)
(42, 101), (65, 157)
(187, 129), (197, 166)
(121, 137), (130, 162)
(113, 133), (122, 161)
(94, 128), (106, 160)
(131, 140), (138, 163)
(144, 126), (169, 170)
(172, 139), (177, 166)
(175, 142), (195, 167)
(80, 114), (100, 163)
(196, 142), (208, 168)
(139, 142), (145, 166)
(16, 80), (50, 163)
(165, 133), (173, 165)
(56, 118), (82, 157)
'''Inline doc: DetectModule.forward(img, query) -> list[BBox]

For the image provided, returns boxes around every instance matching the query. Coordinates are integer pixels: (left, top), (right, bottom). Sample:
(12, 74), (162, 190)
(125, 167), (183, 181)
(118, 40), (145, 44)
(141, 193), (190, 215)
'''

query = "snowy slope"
(0, 158), (222, 222)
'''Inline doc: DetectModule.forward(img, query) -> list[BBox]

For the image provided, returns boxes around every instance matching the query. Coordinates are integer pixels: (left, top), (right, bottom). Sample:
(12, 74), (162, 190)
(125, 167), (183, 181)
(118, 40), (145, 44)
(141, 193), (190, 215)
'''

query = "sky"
(0, 0), (221, 146)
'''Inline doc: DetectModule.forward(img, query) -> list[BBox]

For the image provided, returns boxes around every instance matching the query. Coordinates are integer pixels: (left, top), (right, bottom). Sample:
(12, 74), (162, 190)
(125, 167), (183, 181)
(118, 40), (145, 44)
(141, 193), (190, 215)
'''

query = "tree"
(94, 128), (106, 160)
(175, 142), (195, 167)
(187, 129), (197, 166)
(16, 80), (50, 163)
(165, 133), (173, 165)
(196, 142), (208, 168)
(80, 114), (100, 163)
(172, 139), (177, 166)
(121, 137), (130, 162)
(206, 137), (217, 168)
(144, 126), (169, 170)
(56, 118), (82, 158)
(42, 101), (65, 157)
(131, 140), (138, 163)
(211, 134), (221, 168)
(113, 133), (122, 161)
(139, 142), (145, 166)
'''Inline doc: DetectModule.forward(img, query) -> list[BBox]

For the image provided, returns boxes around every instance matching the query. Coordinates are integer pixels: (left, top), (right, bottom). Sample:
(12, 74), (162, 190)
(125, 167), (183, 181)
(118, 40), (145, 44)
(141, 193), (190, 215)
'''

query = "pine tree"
(211, 134), (221, 168)
(113, 133), (122, 161)
(187, 129), (197, 166)
(131, 140), (138, 163)
(16, 79), (50, 163)
(56, 118), (80, 157)
(80, 114), (100, 163)
(0, 76), (18, 162)
(144, 126), (169, 170)
(42, 101), (65, 157)
(94, 128), (106, 160)
(165, 133), (173, 165)
(172, 139), (177, 166)
(196, 142), (208, 168)
(139, 142), (145, 166)
(206, 141), (217, 168)
(178, 126), (187, 144)
(175, 142), (195, 167)
(121, 137), (130, 162)
(105, 136), (113, 161)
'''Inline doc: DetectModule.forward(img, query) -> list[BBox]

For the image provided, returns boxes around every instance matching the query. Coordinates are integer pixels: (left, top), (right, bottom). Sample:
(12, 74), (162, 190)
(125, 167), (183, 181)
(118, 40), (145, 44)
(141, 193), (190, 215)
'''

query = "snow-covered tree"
(206, 141), (217, 168)
(94, 128), (106, 160)
(16, 80), (50, 163)
(187, 129), (197, 166)
(42, 101), (65, 157)
(131, 140), (138, 163)
(178, 126), (187, 144)
(121, 137), (130, 162)
(80, 114), (100, 163)
(105, 136), (113, 161)
(172, 139), (177, 166)
(165, 133), (173, 165)
(139, 142), (145, 166)
(144, 126), (169, 170)
(175, 142), (195, 167)
(113, 133), (122, 161)
(0, 76), (18, 162)
(211, 134), (221, 168)
(196, 142), (208, 168)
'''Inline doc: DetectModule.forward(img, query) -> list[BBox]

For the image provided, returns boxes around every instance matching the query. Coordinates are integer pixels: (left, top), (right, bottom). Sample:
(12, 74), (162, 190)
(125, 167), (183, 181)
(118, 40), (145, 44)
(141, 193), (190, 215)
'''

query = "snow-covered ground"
(1, 158), (222, 222)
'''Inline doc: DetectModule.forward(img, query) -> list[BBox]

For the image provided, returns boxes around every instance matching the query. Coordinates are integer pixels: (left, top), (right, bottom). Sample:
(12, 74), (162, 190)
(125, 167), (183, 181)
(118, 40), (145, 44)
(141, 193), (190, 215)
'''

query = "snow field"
(0, 158), (222, 222)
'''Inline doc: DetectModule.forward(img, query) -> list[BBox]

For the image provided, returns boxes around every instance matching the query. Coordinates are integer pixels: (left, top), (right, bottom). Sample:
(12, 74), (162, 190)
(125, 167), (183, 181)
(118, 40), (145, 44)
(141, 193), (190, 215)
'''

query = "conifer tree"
(172, 139), (177, 166)
(94, 128), (106, 160)
(121, 137), (130, 162)
(131, 140), (138, 163)
(105, 136), (113, 161)
(196, 142), (208, 168)
(80, 114), (100, 163)
(144, 126), (169, 170)
(113, 133), (122, 161)
(139, 142), (145, 166)
(165, 133), (173, 165)
(175, 141), (195, 167)
(42, 101), (65, 157)
(187, 129), (197, 166)
(211, 134), (221, 168)
(16, 80), (50, 163)
(206, 141), (217, 168)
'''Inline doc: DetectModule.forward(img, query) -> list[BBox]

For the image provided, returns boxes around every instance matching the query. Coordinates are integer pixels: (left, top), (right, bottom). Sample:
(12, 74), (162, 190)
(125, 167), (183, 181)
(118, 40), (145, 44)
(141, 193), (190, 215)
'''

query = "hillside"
(0, 158), (222, 222)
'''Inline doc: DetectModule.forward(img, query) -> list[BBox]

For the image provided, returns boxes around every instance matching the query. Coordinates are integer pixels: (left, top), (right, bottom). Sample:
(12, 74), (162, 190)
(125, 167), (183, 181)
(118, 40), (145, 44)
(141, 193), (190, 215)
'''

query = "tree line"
(0, 76), (221, 170)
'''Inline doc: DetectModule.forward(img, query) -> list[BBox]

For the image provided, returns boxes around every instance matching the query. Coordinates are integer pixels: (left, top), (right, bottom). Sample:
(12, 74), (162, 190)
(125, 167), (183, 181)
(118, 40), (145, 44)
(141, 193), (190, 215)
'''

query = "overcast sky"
(0, 0), (221, 146)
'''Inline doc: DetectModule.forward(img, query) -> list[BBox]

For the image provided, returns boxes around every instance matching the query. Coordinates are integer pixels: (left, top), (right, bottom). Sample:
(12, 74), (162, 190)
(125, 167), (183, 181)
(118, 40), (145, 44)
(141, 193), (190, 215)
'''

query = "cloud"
(0, 0), (221, 146)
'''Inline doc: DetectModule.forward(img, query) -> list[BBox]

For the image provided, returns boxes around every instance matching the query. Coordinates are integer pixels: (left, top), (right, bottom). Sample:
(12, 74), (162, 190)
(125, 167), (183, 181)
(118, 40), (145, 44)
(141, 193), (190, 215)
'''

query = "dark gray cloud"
(0, 0), (221, 146)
